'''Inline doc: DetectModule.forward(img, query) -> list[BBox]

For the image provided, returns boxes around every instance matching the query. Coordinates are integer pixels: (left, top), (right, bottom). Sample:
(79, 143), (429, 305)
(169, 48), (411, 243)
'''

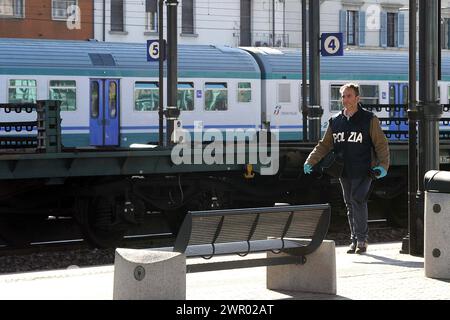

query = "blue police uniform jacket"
(330, 106), (374, 179)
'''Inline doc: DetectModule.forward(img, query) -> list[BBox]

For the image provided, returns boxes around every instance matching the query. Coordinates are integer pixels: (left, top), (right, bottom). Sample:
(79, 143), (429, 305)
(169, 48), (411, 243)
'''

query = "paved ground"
(0, 242), (448, 300)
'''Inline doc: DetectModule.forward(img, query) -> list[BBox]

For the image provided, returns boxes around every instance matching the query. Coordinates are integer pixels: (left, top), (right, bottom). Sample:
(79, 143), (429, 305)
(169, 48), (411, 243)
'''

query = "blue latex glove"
(371, 166), (387, 179)
(304, 163), (313, 174)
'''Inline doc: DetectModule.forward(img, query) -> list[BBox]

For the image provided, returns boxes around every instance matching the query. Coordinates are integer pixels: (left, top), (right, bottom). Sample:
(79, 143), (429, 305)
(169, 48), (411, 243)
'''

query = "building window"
(49, 80), (77, 111)
(146, 0), (157, 32)
(387, 12), (398, 48)
(52, 0), (77, 20)
(182, 0), (194, 34)
(111, 0), (124, 32)
(134, 82), (159, 111)
(0, 0), (24, 18)
(8, 80), (37, 103)
(278, 83), (291, 103)
(177, 82), (194, 111)
(205, 83), (228, 111)
(238, 82), (251, 103)
(346, 10), (358, 46)
(146, 12), (157, 32)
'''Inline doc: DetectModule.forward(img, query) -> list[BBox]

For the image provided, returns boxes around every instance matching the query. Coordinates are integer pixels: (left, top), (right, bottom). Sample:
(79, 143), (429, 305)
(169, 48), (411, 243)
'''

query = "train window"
(178, 82), (194, 111)
(359, 85), (379, 105)
(238, 82), (252, 103)
(49, 80), (77, 111)
(8, 79), (37, 103)
(91, 82), (99, 118)
(134, 82), (159, 111)
(109, 82), (117, 118)
(278, 83), (291, 103)
(205, 83), (228, 111)
(402, 85), (409, 105)
(330, 84), (343, 111)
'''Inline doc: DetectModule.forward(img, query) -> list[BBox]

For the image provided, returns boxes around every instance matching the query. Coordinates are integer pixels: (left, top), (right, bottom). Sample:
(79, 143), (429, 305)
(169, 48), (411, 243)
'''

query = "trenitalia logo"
(170, 125), (280, 176)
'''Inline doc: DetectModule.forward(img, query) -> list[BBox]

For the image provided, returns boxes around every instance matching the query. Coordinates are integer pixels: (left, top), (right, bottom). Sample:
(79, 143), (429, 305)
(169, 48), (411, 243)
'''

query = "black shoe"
(346, 242), (357, 254)
(355, 241), (368, 254)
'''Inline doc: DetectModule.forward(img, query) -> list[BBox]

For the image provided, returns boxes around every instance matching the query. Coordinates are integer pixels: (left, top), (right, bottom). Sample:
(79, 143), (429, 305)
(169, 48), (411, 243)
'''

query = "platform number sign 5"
(321, 33), (344, 57)
(147, 40), (166, 62)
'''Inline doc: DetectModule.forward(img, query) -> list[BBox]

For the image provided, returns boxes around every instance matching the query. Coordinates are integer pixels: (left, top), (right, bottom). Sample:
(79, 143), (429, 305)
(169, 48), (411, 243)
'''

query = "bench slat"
(173, 204), (331, 260)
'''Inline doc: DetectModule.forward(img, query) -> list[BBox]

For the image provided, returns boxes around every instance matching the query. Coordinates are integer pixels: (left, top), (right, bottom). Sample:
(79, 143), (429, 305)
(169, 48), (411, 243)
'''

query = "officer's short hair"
(340, 83), (360, 97)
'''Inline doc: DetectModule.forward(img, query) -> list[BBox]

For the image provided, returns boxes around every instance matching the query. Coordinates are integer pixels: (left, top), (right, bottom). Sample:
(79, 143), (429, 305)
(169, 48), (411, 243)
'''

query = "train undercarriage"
(0, 151), (412, 249)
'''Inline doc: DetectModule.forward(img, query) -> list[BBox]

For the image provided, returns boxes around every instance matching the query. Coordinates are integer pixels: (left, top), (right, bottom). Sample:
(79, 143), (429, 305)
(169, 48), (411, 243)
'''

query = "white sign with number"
(323, 36), (340, 55)
(148, 40), (160, 61)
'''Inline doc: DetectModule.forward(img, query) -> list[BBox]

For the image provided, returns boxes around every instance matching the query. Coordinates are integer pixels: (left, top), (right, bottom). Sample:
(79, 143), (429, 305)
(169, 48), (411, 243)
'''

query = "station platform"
(0, 242), (448, 300)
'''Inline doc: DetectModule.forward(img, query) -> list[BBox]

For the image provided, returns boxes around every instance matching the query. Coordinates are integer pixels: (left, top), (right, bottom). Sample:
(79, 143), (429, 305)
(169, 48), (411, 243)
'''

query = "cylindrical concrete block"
(113, 249), (186, 300)
(425, 192), (450, 279)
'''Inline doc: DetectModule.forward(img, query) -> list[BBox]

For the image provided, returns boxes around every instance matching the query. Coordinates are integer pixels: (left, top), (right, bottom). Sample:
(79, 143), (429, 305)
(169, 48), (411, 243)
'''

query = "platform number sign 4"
(321, 33), (344, 57)
(147, 40), (166, 62)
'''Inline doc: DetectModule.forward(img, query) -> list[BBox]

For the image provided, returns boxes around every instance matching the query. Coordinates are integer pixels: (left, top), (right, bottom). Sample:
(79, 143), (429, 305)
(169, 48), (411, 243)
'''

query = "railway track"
(0, 211), (176, 256)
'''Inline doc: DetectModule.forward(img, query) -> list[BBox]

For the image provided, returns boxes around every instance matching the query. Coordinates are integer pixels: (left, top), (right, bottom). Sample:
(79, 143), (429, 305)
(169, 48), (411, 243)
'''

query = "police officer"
(304, 83), (390, 254)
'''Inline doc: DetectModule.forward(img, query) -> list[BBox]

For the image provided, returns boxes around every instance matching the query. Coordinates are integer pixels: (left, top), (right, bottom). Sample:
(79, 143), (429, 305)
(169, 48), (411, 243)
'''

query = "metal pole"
(308, 0), (323, 142)
(401, 0), (418, 255)
(272, 0), (275, 46)
(103, 0), (106, 41)
(416, 0), (442, 256)
(158, 0), (164, 147)
(302, 0), (308, 141)
(438, 0), (442, 81)
(166, 0), (179, 146)
(283, 0), (286, 46)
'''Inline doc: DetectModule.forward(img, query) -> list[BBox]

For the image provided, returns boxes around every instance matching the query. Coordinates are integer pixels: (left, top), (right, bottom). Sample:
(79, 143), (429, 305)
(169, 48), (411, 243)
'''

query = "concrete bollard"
(113, 248), (186, 300)
(266, 240), (336, 295)
(424, 191), (450, 279)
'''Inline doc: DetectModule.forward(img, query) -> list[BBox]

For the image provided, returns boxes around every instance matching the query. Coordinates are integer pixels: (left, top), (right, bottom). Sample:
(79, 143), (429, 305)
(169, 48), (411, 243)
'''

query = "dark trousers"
(339, 176), (373, 244)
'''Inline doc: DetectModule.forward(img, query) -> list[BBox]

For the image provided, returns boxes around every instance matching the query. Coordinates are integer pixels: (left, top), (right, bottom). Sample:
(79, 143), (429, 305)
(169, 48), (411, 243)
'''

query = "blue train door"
(389, 83), (409, 137)
(89, 79), (120, 146)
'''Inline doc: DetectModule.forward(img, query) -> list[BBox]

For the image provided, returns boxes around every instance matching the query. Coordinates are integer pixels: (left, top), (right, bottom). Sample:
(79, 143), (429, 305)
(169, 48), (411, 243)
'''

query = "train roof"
(0, 38), (260, 79)
(242, 47), (450, 81)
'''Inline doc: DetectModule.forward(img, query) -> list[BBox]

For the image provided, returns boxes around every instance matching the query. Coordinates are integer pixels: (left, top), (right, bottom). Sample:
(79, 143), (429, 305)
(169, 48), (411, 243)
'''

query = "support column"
(166, 0), (180, 146)
(307, 0), (323, 142)
(416, 0), (442, 256)
(301, 0), (308, 141)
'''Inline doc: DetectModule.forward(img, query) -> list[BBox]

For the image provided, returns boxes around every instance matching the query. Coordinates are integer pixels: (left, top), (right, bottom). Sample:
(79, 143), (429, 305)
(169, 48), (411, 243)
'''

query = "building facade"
(1, 0), (450, 50)
(0, 0), (93, 40)
(92, 0), (450, 50)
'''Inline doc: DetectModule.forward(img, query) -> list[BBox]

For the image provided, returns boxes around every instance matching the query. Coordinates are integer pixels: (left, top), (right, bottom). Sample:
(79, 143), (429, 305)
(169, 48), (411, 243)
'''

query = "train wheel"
(77, 197), (126, 248)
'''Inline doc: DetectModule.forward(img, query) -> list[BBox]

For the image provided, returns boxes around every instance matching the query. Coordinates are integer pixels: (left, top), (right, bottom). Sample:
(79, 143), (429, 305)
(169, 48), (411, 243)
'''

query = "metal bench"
(172, 204), (331, 273)
(113, 203), (335, 299)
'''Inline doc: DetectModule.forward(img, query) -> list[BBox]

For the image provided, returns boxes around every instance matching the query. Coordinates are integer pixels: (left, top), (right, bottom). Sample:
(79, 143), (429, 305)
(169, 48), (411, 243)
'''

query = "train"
(1, 38), (450, 248)
(2, 38), (450, 147)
